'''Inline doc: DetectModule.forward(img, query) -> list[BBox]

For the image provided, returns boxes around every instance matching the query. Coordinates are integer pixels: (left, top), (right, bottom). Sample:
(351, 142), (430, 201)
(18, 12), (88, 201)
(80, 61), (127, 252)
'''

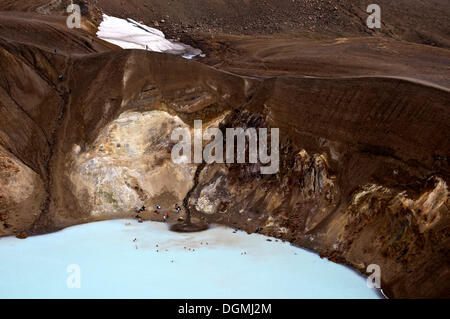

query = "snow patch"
(96, 14), (203, 59)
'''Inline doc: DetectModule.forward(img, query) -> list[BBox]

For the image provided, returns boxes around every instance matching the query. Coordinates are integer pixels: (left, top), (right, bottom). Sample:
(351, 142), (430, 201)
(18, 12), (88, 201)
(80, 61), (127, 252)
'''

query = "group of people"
(135, 204), (183, 223)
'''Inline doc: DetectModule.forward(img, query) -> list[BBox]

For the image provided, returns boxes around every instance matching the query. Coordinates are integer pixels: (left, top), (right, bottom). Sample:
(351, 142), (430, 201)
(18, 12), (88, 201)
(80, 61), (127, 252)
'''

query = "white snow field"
(0, 220), (380, 299)
(96, 14), (203, 59)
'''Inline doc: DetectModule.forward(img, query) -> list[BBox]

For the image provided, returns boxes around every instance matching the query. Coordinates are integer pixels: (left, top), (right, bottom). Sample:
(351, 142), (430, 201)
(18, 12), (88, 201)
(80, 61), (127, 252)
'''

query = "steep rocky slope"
(0, 6), (448, 298)
(187, 77), (449, 298)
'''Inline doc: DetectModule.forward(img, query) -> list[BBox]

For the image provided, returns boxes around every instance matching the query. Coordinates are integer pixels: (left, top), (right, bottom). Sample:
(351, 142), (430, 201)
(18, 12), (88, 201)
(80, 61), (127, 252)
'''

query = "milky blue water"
(0, 220), (380, 299)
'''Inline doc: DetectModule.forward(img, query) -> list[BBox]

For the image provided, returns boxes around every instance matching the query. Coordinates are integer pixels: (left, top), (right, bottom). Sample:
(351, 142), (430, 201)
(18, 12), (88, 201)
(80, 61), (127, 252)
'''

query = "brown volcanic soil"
(0, 2), (449, 299)
(199, 35), (450, 87)
(2, 0), (449, 47)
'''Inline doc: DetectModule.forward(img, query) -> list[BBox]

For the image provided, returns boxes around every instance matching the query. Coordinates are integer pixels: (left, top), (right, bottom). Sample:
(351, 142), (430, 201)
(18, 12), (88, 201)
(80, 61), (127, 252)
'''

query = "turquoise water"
(0, 220), (380, 299)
